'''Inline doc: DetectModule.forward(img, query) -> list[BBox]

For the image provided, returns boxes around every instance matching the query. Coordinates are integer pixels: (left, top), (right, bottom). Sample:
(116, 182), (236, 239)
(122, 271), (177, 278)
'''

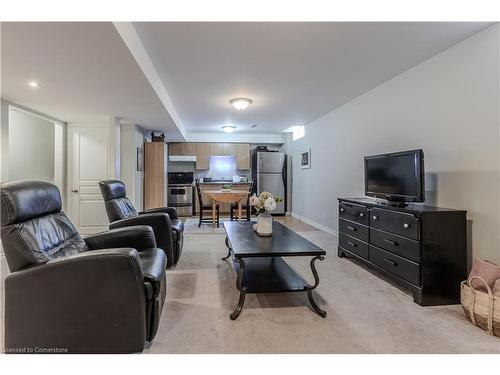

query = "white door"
(68, 126), (110, 234)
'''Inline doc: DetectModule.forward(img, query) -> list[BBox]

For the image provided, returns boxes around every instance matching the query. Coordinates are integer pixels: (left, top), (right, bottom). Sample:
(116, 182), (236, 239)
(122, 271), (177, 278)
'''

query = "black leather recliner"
(98, 180), (184, 268)
(1, 181), (167, 353)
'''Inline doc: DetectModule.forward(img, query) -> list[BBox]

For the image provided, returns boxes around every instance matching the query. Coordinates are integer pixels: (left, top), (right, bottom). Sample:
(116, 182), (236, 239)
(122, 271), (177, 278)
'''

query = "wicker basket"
(461, 276), (500, 337)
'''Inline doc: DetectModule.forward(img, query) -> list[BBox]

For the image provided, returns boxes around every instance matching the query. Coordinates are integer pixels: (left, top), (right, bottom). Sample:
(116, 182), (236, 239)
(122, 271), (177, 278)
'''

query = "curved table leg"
(222, 236), (231, 260)
(304, 255), (327, 318)
(230, 258), (247, 320)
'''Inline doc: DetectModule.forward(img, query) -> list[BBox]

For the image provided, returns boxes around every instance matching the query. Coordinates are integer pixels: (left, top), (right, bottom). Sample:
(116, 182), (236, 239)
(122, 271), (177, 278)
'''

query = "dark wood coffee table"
(222, 221), (327, 320)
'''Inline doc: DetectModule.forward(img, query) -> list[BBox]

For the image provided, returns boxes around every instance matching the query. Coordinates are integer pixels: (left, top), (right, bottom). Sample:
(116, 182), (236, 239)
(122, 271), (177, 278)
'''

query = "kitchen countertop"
(199, 181), (251, 184)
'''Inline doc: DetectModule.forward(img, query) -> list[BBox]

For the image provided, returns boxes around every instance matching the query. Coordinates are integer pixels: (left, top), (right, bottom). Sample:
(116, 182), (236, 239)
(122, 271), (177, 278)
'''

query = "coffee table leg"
(305, 255), (327, 318)
(222, 236), (231, 260)
(230, 258), (247, 320)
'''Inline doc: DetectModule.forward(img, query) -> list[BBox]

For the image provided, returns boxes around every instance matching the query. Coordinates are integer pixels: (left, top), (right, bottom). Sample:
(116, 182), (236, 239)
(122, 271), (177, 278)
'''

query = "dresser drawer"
(370, 208), (420, 240)
(370, 228), (421, 263)
(339, 219), (368, 242)
(369, 245), (421, 285)
(339, 202), (369, 225)
(339, 233), (368, 260)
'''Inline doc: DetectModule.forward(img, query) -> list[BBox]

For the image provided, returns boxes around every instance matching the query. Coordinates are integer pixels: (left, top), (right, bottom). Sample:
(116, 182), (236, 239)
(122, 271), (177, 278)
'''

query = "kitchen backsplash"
(167, 161), (251, 181)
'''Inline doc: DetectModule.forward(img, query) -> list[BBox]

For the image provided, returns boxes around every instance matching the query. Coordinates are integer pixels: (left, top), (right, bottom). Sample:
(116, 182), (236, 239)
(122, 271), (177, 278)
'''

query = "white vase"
(256, 212), (273, 236)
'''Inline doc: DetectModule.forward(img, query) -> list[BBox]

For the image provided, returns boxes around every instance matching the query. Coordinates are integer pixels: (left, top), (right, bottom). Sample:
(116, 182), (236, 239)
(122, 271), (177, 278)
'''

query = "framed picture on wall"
(301, 149), (311, 169)
(137, 147), (144, 171)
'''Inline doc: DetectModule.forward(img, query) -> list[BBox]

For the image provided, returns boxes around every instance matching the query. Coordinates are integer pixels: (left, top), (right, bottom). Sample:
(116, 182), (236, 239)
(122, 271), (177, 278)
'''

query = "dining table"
(203, 190), (250, 227)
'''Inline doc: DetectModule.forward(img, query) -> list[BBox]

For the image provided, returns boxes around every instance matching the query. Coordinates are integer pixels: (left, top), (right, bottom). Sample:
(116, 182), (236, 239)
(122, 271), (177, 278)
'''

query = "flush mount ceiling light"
(229, 97), (253, 110)
(222, 125), (237, 133)
(28, 81), (39, 88)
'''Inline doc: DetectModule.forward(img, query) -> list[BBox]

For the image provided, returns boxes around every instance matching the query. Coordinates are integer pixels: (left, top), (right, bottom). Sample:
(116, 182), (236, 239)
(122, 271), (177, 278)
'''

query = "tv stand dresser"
(337, 198), (467, 306)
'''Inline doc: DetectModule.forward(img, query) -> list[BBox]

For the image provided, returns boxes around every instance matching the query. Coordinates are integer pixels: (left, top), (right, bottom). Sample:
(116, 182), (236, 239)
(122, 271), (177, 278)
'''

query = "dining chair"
(195, 179), (220, 227)
(230, 179), (254, 221)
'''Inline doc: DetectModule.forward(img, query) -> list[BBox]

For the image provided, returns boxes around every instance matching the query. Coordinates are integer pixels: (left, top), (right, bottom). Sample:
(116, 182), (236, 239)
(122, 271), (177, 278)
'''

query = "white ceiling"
(1, 22), (492, 138)
(1, 22), (184, 140)
(133, 22), (491, 134)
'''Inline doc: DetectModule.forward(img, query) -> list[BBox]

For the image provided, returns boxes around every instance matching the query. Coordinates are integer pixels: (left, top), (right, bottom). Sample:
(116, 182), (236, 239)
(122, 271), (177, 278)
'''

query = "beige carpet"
(2, 226), (499, 353)
(146, 229), (500, 354)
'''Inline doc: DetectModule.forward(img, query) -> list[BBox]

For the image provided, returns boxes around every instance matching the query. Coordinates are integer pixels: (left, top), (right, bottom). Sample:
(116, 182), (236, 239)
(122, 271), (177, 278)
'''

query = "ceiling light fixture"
(28, 81), (39, 88)
(222, 125), (237, 133)
(229, 97), (253, 110)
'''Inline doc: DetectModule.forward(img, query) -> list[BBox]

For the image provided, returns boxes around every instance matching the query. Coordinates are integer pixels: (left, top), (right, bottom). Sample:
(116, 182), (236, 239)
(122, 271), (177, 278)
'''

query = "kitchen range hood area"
(169, 155), (197, 162)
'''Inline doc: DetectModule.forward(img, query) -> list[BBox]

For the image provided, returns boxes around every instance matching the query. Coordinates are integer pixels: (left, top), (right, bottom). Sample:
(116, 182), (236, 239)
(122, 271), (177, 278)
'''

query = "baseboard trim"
(291, 212), (338, 236)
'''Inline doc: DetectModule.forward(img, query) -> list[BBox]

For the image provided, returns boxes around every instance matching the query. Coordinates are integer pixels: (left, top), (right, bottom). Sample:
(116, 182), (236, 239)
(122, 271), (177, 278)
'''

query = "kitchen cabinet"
(168, 143), (183, 156)
(183, 143), (196, 156)
(170, 143), (194, 156)
(195, 143), (209, 170)
(223, 143), (236, 157)
(236, 144), (250, 170)
(168, 142), (251, 170)
(144, 142), (166, 209)
(209, 143), (224, 157)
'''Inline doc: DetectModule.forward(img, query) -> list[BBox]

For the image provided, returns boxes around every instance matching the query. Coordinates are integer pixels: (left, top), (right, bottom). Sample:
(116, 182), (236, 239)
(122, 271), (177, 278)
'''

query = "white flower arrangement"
(249, 191), (282, 214)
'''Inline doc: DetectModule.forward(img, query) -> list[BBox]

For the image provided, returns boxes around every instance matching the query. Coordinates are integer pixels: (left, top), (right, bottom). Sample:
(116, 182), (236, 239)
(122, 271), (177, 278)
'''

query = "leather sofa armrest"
(4, 248), (147, 353)
(109, 213), (174, 266)
(84, 226), (156, 250)
(139, 206), (178, 220)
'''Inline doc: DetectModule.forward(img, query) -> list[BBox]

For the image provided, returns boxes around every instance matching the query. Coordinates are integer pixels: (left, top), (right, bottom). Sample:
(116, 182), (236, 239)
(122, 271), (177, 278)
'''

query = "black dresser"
(337, 198), (467, 306)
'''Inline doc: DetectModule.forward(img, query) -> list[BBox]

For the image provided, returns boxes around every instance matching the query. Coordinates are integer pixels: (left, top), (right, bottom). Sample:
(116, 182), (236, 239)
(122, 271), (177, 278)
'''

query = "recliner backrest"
(0, 181), (87, 272)
(98, 180), (138, 222)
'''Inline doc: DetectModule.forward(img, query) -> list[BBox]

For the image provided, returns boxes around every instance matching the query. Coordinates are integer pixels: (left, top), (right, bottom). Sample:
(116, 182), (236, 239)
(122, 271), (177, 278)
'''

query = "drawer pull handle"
(372, 215), (379, 220)
(340, 207), (345, 212)
(347, 241), (357, 247)
(384, 258), (398, 266)
(384, 239), (398, 246)
(403, 223), (411, 229)
(347, 226), (357, 231)
(359, 213), (365, 217)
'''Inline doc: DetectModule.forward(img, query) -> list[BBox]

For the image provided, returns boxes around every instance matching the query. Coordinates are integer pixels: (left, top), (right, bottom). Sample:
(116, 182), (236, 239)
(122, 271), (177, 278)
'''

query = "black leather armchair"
(1, 181), (167, 353)
(98, 180), (183, 268)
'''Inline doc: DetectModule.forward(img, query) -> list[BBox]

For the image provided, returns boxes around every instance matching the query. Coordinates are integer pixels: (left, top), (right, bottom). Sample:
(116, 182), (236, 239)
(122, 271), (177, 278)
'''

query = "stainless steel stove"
(167, 172), (193, 216)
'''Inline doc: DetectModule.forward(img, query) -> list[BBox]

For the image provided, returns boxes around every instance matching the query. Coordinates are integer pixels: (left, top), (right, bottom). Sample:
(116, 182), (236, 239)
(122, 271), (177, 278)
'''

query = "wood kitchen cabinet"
(194, 143), (209, 170)
(168, 142), (251, 170)
(182, 142), (195, 156)
(168, 143), (182, 155)
(209, 143), (224, 157)
(223, 143), (236, 157)
(169, 143), (194, 156)
(236, 144), (250, 170)
(144, 142), (166, 209)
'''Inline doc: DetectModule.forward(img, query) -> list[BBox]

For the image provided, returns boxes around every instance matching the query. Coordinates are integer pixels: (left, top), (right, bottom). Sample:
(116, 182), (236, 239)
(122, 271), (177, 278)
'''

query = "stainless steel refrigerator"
(252, 150), (287, 214)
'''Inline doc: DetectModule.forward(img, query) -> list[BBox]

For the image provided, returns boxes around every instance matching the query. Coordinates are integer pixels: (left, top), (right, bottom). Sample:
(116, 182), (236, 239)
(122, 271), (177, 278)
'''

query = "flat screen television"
(364, 149), (425, 204)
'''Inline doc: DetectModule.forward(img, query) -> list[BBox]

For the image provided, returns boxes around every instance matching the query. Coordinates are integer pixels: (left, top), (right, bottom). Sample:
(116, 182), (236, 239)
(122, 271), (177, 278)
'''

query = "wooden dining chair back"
(195, 179), (220, 227)
(230, 180), (254, 221)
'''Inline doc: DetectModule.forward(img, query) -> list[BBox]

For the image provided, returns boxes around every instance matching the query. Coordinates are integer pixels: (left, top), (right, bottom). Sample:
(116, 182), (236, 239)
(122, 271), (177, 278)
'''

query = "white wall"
(8, 107), (55, 182)
(121, 124), (144, 210)
(291, 24), (500, 263)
